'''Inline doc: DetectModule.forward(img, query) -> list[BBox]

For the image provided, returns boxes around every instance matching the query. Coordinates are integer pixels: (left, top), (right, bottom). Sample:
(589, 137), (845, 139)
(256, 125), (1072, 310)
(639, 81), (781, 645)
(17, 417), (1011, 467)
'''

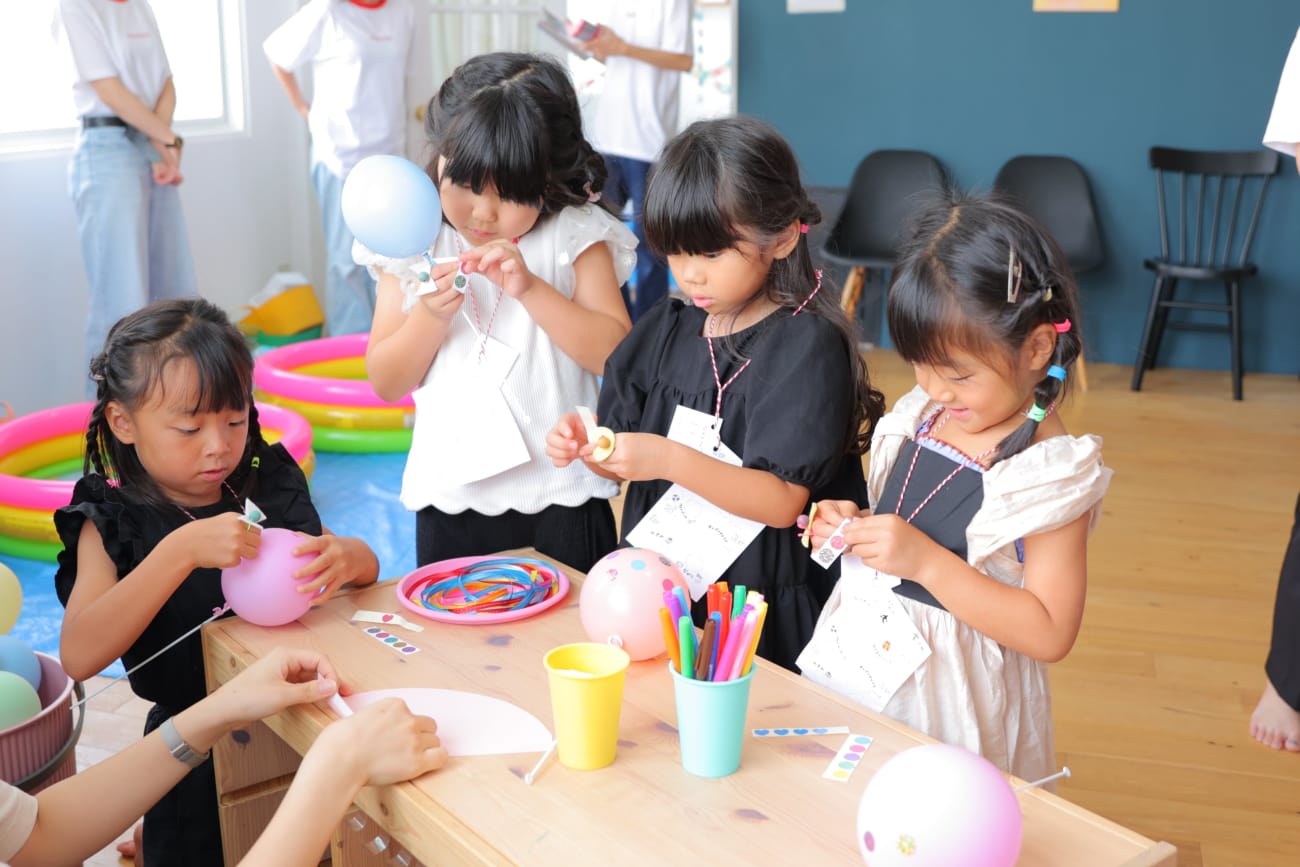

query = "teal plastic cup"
(669, 664), (755, 777)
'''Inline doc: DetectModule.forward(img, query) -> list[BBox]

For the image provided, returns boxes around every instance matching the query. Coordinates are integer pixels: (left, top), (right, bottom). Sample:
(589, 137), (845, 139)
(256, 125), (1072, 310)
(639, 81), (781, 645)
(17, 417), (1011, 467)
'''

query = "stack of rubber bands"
(403, 557), (564, 618)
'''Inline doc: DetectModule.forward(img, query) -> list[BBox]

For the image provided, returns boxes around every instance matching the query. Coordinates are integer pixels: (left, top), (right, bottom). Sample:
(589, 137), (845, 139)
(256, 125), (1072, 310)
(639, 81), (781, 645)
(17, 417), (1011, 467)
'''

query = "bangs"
(888, 261), (1004, 368)
(644, 144), (742, 257)
(439, 97), (547, 207)
(151, 328), (253, 415)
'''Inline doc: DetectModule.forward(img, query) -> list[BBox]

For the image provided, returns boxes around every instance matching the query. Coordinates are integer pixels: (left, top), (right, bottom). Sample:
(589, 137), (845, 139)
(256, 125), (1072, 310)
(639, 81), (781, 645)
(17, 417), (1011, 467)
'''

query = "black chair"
(821, 149), (948, 320)
(1132, 147), (1279, 400)
(994, 155), (1105, 389)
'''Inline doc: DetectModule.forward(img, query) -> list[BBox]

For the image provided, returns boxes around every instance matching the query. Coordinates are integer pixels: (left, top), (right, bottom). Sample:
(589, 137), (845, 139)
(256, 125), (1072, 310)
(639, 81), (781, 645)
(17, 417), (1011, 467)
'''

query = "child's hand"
(314, 697), (448, 786)
(807, 500), (866, 548)
(290, 533), (374, 604)
(416, 261), (466, 321)
(181, 512), (262, 569)
(842, 513), (937, 580)
(461, 238), (536, 299)
(545, 412), (588, 467)
(590, 432), (670, 482)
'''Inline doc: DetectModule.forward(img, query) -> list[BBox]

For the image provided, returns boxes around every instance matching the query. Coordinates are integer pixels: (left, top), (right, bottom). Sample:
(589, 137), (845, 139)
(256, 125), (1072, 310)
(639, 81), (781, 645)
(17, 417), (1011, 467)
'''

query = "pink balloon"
(580, 548), (689, 661)
(857, 744), (1022, 867)
(220, 528), (319, 627)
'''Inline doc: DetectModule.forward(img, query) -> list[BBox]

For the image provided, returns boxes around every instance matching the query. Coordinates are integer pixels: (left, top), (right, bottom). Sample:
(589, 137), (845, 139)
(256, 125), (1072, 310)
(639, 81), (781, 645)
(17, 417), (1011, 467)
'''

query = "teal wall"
(737, 1), (1299, 375)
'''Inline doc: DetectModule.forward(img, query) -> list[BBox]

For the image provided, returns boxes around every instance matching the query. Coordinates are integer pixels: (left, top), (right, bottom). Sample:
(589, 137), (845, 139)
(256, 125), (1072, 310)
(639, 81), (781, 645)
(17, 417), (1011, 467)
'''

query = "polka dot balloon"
(856, 744), (1022, 867)
(580, 547), (690, 661)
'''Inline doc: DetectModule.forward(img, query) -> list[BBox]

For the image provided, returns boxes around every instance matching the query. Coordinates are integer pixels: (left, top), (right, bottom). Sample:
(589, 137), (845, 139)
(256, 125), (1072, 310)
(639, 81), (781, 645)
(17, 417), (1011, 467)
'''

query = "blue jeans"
(69, 126), (196, 394)
(602, 154), (669, 322)
(312, 160), (377, 336)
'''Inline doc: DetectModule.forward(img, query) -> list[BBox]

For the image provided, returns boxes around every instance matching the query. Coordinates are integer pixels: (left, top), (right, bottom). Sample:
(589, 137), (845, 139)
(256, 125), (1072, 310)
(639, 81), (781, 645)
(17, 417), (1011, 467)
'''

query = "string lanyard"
(172, 481), (241, 522)
(704, 269), (822, 446)
(894, 410), (998, 524)
(454, 233), (511, 361)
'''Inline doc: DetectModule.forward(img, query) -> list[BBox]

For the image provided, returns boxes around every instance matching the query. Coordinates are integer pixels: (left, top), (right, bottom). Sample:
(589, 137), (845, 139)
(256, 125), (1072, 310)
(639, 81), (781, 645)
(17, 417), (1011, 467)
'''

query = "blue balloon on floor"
(341, 155), (443, 258)
(0, 633), (41, 692)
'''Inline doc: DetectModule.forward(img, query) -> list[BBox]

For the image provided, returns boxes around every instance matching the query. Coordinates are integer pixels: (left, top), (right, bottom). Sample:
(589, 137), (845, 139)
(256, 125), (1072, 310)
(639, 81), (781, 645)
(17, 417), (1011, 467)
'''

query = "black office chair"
(994, 155), (1105, 389)
(821, 150), (948, 319)
(1132, 147), (1279, 400)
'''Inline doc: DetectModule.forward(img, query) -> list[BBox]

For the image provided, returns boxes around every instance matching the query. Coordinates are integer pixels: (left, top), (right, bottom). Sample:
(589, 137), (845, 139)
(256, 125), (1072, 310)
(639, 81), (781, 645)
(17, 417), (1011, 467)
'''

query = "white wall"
(0, 0), (315, 415)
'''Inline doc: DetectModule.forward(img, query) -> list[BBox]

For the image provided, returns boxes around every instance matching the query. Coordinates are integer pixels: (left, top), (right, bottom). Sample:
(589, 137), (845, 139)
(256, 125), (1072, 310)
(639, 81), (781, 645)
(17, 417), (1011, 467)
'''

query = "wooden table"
(202, 551), (1177, 866)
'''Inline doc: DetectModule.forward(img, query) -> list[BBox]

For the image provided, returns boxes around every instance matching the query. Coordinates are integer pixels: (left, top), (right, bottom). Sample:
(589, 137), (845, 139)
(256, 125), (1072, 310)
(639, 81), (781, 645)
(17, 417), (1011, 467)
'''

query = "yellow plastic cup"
(543, 642), (630, 770)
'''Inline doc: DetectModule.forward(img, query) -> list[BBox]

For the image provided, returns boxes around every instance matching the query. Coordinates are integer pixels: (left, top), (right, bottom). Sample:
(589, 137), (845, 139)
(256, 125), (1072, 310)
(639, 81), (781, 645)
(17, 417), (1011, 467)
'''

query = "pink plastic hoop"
(253, 334), (414, 409)
(0, 402), (312, 512)
(396, 556), (572, 626)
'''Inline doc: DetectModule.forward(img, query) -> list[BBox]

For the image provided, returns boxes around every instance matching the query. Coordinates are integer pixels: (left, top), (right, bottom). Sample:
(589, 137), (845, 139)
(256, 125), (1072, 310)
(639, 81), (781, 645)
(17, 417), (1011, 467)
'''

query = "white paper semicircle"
(342, 688), (553, 757)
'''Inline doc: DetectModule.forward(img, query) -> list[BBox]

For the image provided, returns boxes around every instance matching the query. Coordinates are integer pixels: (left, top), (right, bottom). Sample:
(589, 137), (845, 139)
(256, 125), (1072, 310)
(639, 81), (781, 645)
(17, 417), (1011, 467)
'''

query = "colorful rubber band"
(1027, 404), (1048, 422)
(405, 557), (563, 616)
(1046, 365), (1067, 382)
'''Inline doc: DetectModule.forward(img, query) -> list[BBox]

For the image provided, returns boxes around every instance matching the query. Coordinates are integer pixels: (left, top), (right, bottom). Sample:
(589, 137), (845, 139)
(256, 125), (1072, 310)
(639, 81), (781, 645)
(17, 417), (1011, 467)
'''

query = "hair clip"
(1046, 365), (1067, 382)
(1006, 249), (1023, 304)
(1026, 404), (1048, 422)
(1043, 286), (1054, 302)
(799, 223), (810, 234)
(1053, 319), (1073, 334)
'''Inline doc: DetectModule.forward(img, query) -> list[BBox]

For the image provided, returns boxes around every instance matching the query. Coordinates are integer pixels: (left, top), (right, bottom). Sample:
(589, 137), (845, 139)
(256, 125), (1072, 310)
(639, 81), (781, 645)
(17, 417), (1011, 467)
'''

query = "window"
(0, 0), (244, 154)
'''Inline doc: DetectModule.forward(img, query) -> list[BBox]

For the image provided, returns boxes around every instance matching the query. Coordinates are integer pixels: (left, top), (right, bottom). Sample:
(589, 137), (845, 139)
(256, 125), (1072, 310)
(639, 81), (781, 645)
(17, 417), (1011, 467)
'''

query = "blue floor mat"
(2, 451), (415, 679)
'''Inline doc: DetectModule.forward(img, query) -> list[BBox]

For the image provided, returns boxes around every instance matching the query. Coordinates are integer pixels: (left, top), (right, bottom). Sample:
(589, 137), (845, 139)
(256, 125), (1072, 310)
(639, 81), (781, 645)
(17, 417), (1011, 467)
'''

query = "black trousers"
(1265, 492), (1300, 711)
(416, 498), (617, 574)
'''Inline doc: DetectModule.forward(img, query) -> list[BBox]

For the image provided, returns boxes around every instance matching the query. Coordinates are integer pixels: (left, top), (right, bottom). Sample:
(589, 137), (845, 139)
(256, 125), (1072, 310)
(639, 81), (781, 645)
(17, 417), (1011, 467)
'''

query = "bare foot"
(1249, 680), (1300, 751)
(116, 821), (143, 860)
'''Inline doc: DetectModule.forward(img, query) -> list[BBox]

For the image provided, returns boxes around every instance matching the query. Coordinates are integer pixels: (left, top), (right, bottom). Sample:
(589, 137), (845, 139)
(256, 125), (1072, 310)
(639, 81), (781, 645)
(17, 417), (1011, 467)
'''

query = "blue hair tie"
(1046, 365), (1067, 382)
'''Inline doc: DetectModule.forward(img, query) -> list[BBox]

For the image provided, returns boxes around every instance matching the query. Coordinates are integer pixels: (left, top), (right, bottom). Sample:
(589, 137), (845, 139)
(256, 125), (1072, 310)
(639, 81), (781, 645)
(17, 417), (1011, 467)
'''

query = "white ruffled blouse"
(354, 204), (635, 515)
(799, 385), (1113, 782)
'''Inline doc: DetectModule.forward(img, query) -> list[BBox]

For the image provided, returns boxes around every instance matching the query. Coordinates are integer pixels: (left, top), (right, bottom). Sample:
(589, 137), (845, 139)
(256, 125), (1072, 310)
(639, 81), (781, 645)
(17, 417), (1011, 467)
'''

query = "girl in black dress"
(547, 116), (885, 671)
(54, 298), (379, 867)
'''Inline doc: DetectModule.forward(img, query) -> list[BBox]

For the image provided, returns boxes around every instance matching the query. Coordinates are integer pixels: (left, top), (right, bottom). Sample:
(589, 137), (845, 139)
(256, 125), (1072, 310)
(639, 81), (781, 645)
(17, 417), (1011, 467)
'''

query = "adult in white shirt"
(1251, 29), (1300, 753)
(580, 0), (692, 322)
(53, 0), (196, 397)
(264, 0), (417, 336)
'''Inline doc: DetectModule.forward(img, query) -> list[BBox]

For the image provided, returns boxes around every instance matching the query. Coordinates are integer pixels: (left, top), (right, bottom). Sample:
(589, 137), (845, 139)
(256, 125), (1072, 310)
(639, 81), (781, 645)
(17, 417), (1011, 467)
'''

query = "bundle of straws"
(659, 581), (768, 681)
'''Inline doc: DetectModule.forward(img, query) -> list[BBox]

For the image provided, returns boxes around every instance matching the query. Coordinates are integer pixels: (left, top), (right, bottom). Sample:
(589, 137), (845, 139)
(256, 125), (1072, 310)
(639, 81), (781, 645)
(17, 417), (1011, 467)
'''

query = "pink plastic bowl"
(0, 652), (80, 792)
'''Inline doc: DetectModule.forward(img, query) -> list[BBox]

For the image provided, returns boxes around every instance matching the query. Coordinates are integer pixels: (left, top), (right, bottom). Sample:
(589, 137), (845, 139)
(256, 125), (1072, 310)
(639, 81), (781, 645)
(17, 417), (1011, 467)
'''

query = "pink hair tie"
(1053, 319), (1073, 334)
(799, 223), (810, 234)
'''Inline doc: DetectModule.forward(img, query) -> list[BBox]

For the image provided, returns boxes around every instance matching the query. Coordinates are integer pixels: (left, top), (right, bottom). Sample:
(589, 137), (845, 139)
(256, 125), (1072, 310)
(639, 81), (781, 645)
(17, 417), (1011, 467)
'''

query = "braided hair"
(423, 52), (612, 218)
(85, 298), (266, 507)
(887, 189), (1083, 464)
(643, 116), (886, 454)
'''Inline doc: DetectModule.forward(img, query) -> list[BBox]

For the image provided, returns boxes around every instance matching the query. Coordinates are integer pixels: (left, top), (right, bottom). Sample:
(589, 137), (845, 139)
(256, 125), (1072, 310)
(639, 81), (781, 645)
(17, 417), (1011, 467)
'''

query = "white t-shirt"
(1264, 27), (1300, 157)
(263, 0), (415, 177)
(52, 0), (172, 119)
(586, 0), (692, 163)
(0, 782), (38, 863)
(355, 205), (635, 516)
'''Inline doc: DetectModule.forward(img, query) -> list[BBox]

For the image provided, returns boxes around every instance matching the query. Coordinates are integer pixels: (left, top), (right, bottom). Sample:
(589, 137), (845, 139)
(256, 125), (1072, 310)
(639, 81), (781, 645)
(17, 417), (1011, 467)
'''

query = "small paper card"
(823, 733), (873, 781)
(811, 517), (851, 569)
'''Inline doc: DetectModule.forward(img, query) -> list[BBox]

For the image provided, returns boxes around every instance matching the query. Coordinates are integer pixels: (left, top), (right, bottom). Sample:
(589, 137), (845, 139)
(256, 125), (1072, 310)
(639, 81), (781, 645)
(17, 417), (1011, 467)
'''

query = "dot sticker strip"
(822, 733), (873, 781)
(752, 726), (850, 737)
(361, 624), (421, 655)
(811, 517), (851, 569)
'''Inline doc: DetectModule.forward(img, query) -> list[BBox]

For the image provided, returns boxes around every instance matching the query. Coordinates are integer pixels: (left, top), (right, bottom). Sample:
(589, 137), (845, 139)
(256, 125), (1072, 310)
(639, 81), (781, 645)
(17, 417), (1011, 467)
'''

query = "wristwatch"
(163, 134), (183, 149)
(160, 716), (210, 768)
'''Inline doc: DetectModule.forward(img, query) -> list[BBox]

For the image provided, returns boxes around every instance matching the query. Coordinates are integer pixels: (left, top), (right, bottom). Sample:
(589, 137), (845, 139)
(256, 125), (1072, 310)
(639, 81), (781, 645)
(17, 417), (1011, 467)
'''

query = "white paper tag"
(798, 583), (931, 712)
(811, 517), (851, 569)
(625, 405), (762, 599)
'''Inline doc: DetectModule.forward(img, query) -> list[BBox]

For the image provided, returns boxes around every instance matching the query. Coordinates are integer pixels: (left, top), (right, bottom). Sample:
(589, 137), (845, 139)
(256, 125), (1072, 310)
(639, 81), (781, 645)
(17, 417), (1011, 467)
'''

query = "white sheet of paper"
(342, 688), (553, 756)
(625, 405), (764, 600)
(800, 583), (931, 713)
(407, 333), (529, 487)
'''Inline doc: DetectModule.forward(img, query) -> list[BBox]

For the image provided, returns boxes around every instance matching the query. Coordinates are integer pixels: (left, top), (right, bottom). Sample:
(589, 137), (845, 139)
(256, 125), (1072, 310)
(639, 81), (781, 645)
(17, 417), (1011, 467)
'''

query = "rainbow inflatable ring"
(253, 333), (413, 453)
(0, 401), (314, 563)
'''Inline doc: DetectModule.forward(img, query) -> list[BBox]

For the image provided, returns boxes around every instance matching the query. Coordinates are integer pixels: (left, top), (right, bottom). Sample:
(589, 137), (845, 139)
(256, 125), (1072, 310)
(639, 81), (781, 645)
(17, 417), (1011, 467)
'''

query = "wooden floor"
(72, 351), (1300, 867)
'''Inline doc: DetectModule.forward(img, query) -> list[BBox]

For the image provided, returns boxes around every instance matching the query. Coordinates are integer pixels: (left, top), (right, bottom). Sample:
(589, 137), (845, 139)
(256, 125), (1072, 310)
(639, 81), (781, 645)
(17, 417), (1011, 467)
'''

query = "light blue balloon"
(0, 633), (41, 692)
(341, 155), (443, 258)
